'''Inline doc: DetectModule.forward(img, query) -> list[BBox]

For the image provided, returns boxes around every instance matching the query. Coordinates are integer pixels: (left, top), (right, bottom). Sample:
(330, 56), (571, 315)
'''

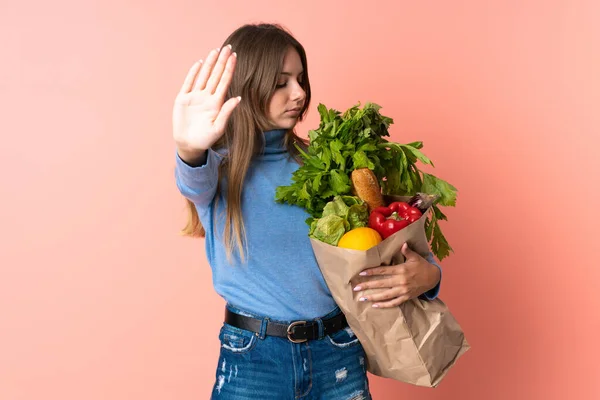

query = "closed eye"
(276, 72), (304, 89)
(275, 79), (304, 89)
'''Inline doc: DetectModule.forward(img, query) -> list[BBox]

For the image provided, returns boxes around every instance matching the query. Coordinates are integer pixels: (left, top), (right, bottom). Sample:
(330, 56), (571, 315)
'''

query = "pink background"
(1, 1), (599, 399)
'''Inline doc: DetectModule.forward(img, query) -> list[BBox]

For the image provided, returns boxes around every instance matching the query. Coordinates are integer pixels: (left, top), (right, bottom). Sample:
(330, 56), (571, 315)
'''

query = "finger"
(359, 265), (403, 277)
(213, 96), (241, 133)
(214, 52), (237, 99)
(179, 60), (203, 94)
(372, 295), (411, 309)
(205, 45), (233, 93)
(359, 266), (388, 277)
(401, 242), (419, 261)
(194, 48), (220, 91)
(353, 277), (396, 291)
(359, 287), (407, 303)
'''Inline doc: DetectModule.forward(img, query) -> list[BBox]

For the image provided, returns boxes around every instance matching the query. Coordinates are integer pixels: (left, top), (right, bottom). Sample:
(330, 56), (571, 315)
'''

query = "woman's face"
(267, 47), (306, 130)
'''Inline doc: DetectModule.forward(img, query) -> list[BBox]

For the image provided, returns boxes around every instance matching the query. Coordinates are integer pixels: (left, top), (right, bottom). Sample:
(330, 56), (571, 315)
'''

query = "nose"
(291, 81), (305, 103)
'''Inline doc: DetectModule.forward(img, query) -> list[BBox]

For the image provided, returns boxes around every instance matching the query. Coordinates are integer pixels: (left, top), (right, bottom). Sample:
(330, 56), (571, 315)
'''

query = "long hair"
(179, 23), (311, 263)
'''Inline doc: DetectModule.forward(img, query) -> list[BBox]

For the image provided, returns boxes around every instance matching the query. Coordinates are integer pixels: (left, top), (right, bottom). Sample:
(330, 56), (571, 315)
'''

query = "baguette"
(350, 168), (386, 212)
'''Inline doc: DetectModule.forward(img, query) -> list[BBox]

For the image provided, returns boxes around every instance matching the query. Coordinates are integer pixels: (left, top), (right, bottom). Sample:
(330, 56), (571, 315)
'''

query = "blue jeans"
(211, 304), (372, 399)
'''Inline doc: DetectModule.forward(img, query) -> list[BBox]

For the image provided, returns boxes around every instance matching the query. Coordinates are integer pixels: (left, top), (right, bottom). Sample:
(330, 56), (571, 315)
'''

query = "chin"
(270, 121), (296, 130)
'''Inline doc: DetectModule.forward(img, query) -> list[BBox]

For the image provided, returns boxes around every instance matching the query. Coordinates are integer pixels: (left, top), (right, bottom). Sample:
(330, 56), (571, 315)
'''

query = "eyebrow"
(280, 71), (304, 76)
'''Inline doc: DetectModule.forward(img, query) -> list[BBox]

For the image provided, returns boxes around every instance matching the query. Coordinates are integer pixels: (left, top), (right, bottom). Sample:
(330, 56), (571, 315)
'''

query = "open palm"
(172, 45), (240, 153)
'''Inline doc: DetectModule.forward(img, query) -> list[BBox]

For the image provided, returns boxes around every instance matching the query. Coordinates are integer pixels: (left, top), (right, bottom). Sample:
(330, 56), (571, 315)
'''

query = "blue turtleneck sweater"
(174, 129), (440, 321)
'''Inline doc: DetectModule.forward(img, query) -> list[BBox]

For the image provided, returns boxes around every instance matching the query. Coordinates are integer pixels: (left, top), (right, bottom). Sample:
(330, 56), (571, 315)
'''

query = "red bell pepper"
(368, 202), (423, 239)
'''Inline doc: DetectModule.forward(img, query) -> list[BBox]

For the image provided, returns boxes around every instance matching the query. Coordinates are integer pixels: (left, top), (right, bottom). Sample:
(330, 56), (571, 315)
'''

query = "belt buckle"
(287, 320), (308, 343)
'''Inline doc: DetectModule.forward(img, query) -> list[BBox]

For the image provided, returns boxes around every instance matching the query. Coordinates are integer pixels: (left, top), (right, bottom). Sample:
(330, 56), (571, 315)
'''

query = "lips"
(285, 106), (302, 117)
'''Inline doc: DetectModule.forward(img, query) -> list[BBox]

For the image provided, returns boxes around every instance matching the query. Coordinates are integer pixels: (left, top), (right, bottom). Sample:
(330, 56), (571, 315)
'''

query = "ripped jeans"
(211, 304), (372, 400)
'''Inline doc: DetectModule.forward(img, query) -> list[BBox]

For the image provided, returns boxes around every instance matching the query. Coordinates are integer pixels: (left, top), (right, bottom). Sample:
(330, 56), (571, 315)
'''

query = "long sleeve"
(174, 148), (223, 208)
(419, 252), (442, 301)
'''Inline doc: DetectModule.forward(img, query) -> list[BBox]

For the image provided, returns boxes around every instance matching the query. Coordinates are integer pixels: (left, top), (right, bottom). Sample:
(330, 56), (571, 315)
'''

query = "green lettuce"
(308, 196), (368, 246)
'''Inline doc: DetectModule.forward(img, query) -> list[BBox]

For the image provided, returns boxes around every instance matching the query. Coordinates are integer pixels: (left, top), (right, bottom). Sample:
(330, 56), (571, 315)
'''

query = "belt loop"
(258, 317), (269, 340)
(315, 317), (324, 339)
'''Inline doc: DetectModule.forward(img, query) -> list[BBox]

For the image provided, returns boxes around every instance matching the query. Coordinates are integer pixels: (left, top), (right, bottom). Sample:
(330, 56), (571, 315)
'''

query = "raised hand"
(172, 45), (240, 161)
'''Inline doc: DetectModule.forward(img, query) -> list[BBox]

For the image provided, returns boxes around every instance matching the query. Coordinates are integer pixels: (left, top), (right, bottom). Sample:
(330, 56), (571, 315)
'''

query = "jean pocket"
(219, 323), (258, 354)
(326, 326), (360, 349)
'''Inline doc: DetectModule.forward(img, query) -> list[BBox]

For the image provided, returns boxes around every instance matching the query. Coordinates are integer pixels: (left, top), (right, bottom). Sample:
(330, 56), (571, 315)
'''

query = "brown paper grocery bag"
(310, 195), (470, 387)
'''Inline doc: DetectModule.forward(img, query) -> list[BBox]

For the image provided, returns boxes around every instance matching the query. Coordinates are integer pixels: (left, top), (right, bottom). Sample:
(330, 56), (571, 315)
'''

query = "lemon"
(337, 227), (383, 250)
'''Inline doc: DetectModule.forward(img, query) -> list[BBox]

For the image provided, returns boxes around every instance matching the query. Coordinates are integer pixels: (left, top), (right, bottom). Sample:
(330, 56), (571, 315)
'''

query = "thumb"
(401, 242), (417, 260)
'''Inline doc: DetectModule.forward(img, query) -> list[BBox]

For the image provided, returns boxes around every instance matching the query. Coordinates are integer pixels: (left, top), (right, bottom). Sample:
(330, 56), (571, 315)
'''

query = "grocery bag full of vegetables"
(276, 103), (469, 387)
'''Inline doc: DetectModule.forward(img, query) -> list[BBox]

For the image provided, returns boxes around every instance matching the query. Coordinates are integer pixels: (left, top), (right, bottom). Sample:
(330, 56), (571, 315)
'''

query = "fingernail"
(236, 96), (242, 102)
(372, 304), (380, 308)
(353, 286), (362, 292)
(359, 297), (367, 302)
(216, 47), (220, 52)
(359, 271), (367, 276)
(232, 52), (237, 58)
(227, 44), (232, 49)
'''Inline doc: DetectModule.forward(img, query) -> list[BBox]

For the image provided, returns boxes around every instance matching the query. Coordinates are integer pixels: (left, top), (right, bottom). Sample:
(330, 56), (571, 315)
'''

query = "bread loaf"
(350, 168), (385, 212)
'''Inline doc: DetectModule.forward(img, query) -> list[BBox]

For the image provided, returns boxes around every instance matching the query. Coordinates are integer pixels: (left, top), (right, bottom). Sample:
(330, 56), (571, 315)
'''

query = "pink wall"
(1, 1), (599, 399)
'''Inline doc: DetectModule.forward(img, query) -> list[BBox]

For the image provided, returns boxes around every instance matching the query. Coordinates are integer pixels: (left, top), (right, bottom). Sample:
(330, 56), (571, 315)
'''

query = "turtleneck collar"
(262, 129), (287, 155)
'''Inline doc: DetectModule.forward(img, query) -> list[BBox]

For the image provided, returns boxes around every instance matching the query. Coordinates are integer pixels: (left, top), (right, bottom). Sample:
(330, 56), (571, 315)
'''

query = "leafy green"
(429, 204), (453, 259)
(322, 196), (349, 218)
(340, 195), (362, 206)
(308, 196), (369, 245)
(309, 214), (347, 246)
(275, 102), (458, 260)
(347, 205), (369, 230)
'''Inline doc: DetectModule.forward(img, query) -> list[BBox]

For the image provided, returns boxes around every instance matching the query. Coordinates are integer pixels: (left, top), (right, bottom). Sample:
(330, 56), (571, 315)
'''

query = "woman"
(173, 23), (441, 399)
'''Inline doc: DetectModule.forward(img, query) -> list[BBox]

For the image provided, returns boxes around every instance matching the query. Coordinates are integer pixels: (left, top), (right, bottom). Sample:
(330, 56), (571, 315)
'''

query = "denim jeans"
(210, 304), (372, 399)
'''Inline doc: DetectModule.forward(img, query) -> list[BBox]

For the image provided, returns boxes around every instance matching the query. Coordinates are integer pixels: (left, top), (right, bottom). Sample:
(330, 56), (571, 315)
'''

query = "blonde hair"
(179, 23), (311, 263)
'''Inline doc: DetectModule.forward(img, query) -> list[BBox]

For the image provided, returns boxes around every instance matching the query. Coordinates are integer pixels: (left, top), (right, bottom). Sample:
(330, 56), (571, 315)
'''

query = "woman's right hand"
(172, 45), (240, 161)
